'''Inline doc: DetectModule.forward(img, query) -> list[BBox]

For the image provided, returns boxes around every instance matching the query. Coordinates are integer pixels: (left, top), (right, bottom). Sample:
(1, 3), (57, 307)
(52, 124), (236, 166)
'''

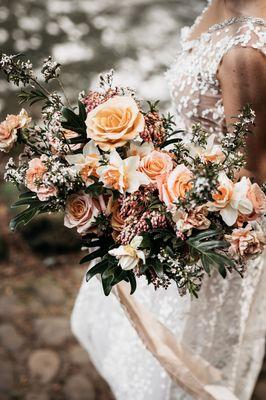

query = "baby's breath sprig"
(221, 105), (255, 177)
(191, 123), (208, 147)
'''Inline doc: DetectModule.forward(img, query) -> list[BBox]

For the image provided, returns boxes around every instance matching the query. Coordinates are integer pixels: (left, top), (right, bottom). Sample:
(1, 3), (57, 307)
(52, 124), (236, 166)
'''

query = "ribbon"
(115, 282), (239, 400)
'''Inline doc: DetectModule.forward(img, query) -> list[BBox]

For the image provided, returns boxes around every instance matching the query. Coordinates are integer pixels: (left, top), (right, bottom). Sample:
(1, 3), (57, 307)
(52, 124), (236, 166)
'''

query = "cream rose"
(157, 164), (193, 208)
(140, 150), (174, 182)
(86, 96), (145, 151)
(247, 182), (266, 215)
(226, 223), (265, 258)
(64, 193), (100, 234)
(0, 109), (31, 152)
(25, 158), (57, 201)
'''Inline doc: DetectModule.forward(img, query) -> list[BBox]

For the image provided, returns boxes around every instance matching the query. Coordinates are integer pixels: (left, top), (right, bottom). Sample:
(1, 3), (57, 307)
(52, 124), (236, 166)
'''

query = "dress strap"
(209, 16), (266, 34)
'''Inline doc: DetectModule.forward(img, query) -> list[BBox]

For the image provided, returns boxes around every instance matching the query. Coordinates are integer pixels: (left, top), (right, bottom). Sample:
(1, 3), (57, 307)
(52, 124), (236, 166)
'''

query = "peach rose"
(0, 109), (31, 152)
(64, 193), (100, 234)
(86, 96), (145, 151)
(139, 150), (174, 182)
(173, 206), (211, 233)
(226, 223), (265, 258)
(157, 164), (193, 208)
(110, 201), (125, 232)
(247, 183), (266, 215)
(25, 158), (57, 201)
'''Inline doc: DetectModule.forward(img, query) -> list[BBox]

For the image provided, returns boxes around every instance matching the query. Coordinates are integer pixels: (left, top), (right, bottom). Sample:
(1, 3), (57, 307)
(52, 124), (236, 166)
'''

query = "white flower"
(127, 141), (154, 158)
(208, 174), (253, 226)
(65, 141), (101, 185)
(190, 134), (225, 163)
(97, 149), (149, 194)
(108, 236), (145, 270)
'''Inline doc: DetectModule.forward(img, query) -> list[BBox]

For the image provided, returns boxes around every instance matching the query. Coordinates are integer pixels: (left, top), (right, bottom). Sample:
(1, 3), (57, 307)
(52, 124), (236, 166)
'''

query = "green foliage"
(10, 191), (49, 231)
(61, 101), (87, 137)
(18, 89), (48, 106)
(187, 230), (234, 277)
(80, 234), (137, 295)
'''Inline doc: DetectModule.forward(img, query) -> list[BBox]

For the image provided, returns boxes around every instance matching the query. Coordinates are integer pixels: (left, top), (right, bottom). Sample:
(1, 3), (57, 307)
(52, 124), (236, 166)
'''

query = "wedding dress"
(71, 4), (266, 400)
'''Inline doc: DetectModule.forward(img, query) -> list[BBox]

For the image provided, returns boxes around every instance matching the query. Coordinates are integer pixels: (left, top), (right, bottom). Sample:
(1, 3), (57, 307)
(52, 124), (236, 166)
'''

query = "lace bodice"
(166, 16), (266, 136)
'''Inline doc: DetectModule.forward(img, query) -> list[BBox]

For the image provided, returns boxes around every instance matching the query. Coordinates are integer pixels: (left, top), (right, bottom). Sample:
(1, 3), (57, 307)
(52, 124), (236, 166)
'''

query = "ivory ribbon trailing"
(115, 282), (239, 400)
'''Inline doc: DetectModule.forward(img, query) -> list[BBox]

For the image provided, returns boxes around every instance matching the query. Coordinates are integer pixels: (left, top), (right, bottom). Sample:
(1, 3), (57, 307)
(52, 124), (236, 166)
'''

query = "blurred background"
(0, 0), (265, 399)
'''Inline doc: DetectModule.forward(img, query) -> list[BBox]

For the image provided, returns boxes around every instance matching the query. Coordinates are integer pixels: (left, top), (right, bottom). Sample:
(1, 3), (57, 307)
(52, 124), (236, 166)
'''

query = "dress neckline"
(185, 14), (266, 45)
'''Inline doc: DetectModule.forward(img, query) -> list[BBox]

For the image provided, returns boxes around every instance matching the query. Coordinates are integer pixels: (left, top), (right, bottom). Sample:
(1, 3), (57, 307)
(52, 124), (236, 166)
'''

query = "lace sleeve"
(214, 18), (266, 76)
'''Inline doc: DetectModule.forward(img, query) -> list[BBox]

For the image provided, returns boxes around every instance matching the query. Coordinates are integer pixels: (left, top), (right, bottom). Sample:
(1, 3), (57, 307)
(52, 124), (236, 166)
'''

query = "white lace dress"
(71, 10), (266, 400)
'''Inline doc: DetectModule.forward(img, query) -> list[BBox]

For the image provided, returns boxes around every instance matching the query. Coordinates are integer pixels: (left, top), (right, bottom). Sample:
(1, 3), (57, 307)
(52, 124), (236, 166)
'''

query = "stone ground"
(0, 257), (115, 400)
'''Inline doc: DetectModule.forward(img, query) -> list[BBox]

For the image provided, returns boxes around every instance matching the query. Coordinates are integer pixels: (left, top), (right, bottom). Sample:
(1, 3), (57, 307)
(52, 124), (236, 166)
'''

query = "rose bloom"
(157, 164), (193, 208)
(25, 158), (57, 201)
(247, 182), (266, 215)
(139, 150), (174, 183)
(173, 206), (211, 233)
(65, 141), (101, 186)
(110, 201), (125, 232)
(86, 96), (145, 151)
(64, 193), (100, 234)
(0, 109), (31, 152)
(226, 223), (266, 258)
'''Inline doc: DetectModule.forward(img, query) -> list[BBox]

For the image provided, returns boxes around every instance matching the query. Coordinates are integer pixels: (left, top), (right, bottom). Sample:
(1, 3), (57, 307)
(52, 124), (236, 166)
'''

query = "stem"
(30, 77), (51, 97)
(57, 77), (73, 109)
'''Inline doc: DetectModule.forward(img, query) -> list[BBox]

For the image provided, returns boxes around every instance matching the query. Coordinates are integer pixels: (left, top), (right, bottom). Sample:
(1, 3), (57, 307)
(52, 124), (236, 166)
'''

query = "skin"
(188, 0), (266, 182)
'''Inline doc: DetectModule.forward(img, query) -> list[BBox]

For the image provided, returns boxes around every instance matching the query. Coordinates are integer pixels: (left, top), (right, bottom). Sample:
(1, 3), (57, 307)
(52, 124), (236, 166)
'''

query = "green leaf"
(153, 259), (164, 278)
(62, 104), (87, 137)
(79, 248), (104, 264)
(161, 138), (182, 148)
(85, 182), (104, 196)
(10, 206), (40, 231)
(124, 270), (137, 294)
(86, 260), (108, 282)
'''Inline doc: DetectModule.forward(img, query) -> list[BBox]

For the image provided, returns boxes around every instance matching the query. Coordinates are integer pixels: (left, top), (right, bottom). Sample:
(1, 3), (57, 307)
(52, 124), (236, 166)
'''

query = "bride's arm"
(218, 47), (266, 183)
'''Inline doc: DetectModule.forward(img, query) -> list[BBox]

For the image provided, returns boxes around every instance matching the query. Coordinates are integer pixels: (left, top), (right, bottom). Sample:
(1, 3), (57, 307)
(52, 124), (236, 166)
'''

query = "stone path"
(0, 256), (114, 400)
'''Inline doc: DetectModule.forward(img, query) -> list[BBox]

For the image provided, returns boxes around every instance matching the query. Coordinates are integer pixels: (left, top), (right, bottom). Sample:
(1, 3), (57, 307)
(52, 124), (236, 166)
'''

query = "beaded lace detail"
(71, 11), (266, 400)
(166, 16), (266, 138)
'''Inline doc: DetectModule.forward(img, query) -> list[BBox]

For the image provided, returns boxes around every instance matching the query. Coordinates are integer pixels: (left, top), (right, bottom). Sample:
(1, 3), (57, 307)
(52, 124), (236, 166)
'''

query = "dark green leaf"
(86, 260), (108, 282)
(79, 248), (104, 264)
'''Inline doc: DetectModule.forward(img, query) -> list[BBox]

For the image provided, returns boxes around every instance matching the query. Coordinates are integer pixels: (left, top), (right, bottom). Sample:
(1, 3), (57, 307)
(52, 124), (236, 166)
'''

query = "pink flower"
(225, 223), (265, 258)
(157, 165), (193, 208)
(25, 158), (57, 201)
(173, 206), (211, 233)
(64, 193), (100, 234)
(247, 182), (266, 215)
(0, 109), (31, 152)
(139, 150), (174, 183)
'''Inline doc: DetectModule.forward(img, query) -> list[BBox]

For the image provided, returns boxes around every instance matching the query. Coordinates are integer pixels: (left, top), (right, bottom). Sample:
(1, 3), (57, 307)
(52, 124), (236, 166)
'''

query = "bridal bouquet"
(1, 54), (266, 298)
